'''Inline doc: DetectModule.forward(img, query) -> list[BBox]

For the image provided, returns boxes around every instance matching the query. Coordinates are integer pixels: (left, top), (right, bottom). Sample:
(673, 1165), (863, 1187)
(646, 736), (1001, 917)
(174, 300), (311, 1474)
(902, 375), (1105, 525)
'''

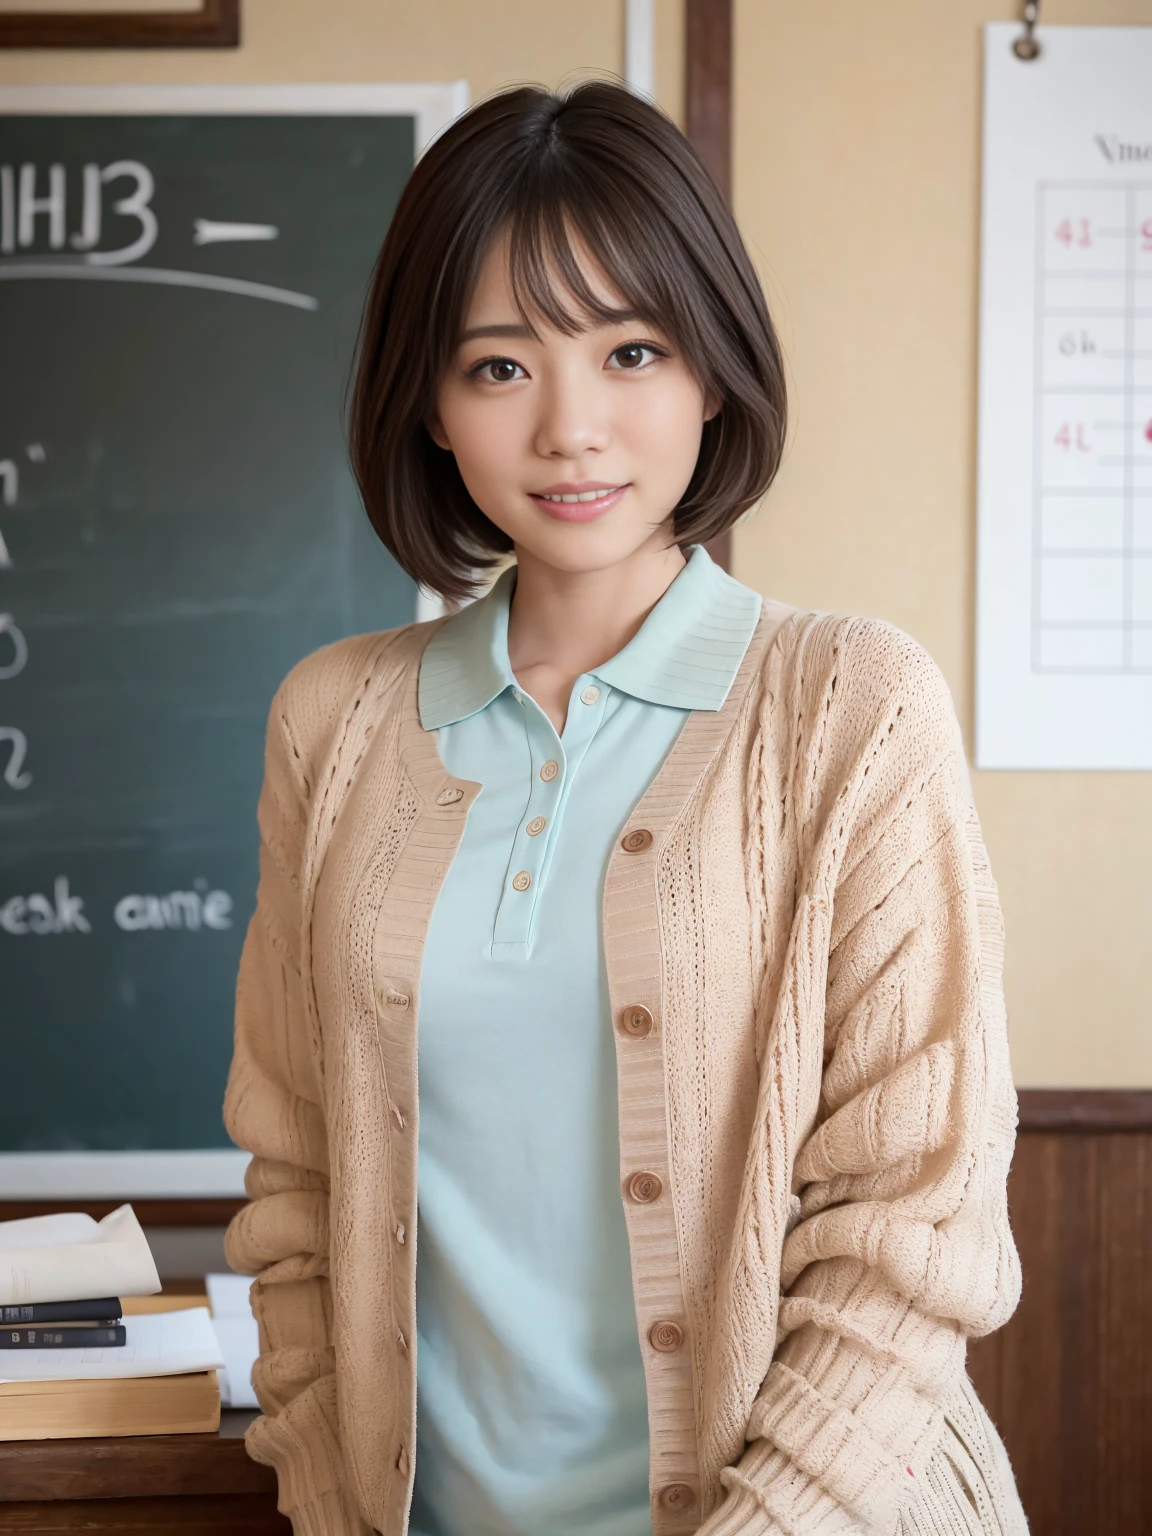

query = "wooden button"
(621, 828), (653, 853)
(648, 1319), (684, 1353)
(620, 1004), (654, 1038)
(540, 759), (559, 781)
(435, 786), (464, 805)
(626, 1170), (663, 1204)
(526, 816), (547, 836)
(512, 870), (531, 891)
(657, 1483), (696, 1513)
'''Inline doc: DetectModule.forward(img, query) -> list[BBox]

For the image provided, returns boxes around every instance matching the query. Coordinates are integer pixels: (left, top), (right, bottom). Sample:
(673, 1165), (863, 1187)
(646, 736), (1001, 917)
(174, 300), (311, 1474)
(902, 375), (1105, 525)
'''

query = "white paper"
(0, 1203), (161, 1306)
(206, 1271), (259, 1408)
(0, 1306), (223, 1383)
(977, 25), (1152, 768)
(0, 1212), (100, 1249)
(210, 1315), (260, 1408)
(205, 1271), (254, 1318)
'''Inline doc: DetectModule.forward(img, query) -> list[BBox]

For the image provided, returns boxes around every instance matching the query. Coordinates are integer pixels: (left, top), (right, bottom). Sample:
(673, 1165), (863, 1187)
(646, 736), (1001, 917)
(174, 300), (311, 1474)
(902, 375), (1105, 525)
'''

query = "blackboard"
(0, 88), (459, 1164)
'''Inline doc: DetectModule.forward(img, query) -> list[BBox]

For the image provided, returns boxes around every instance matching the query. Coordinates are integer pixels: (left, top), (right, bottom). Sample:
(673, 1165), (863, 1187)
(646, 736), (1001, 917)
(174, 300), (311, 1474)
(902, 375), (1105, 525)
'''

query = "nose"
(531, 365), (610, 462)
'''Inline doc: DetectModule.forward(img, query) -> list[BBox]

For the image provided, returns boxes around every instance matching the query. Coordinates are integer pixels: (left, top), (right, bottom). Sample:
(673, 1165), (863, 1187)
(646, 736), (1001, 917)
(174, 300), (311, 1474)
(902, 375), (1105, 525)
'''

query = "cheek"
(622, 379), (707, 477)
(438, 389), (523, 487)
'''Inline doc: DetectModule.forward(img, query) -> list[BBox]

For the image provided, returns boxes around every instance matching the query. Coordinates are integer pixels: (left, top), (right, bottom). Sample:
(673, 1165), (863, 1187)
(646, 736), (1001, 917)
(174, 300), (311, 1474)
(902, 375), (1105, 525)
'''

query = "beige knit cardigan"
(223, 600), (1026, 1536)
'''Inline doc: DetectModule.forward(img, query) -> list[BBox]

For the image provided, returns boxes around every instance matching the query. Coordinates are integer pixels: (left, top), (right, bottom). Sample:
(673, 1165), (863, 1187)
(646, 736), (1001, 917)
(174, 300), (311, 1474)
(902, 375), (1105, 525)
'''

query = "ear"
(425, 410), (452, 452)
(703, 388), (722, 424)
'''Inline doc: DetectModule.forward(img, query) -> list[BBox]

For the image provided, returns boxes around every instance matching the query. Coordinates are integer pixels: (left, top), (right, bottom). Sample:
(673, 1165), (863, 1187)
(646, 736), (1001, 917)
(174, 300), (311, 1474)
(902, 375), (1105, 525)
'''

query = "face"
(428, 233), (716, 576)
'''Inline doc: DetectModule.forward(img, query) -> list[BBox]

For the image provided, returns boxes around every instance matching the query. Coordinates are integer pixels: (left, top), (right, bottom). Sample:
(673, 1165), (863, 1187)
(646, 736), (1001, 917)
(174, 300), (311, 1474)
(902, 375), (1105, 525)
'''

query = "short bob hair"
(349, 80), (787, 602)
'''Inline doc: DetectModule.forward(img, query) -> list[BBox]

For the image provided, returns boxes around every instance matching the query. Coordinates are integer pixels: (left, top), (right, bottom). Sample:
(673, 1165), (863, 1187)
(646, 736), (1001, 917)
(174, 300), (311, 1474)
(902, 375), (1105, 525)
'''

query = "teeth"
(540, 488), (619, 503)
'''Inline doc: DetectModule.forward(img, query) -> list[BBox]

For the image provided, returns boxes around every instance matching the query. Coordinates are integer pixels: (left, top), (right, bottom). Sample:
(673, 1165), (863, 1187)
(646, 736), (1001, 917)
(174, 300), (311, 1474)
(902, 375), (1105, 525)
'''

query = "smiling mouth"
(528, 484), (630, 521)
(536, 487), (624, 504)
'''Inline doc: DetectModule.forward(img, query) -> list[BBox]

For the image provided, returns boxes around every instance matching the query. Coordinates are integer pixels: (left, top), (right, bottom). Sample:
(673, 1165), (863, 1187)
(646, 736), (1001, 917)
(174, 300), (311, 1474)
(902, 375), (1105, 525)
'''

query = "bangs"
(445, 133), (723, 384)
(503, 192), (682, 346)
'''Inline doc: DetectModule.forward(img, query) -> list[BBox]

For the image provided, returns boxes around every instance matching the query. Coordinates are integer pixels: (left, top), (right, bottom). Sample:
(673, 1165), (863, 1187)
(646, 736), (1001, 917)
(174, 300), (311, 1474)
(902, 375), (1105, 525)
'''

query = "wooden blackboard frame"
(0, 0), (240, 49)
(0, 79), (468, 149)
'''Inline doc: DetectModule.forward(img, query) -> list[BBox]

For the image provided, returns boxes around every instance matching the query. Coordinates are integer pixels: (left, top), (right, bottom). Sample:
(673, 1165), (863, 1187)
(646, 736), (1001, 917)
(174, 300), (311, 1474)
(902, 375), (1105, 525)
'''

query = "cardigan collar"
(417, 542), (763, 729)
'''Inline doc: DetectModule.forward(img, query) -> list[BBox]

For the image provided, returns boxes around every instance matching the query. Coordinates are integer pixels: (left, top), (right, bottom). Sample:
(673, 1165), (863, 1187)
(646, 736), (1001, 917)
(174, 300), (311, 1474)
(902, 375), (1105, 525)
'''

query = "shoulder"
(267, 618), (437, 789)
(755, 607), (967, 829)
(762, 607), (958, 743)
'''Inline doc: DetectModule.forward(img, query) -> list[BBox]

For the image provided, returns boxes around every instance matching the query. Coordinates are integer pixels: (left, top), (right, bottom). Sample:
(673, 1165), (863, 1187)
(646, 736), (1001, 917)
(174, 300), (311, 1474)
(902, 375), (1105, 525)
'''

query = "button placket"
(521, 677), (603, 911)
(490, 678), (607, 950)
(491, 698), (564, 948)
(601, 727), (703, 1514)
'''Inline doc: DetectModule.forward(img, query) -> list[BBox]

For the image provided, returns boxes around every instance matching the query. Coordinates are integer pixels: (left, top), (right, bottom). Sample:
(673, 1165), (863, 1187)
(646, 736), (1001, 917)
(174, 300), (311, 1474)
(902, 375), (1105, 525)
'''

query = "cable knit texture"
(223, 601), (1026, 1536)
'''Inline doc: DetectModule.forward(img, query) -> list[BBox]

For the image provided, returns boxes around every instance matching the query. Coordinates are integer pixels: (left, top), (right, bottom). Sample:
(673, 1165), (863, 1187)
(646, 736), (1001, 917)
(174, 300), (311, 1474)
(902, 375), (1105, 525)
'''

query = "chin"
(517, 522), (661, 574)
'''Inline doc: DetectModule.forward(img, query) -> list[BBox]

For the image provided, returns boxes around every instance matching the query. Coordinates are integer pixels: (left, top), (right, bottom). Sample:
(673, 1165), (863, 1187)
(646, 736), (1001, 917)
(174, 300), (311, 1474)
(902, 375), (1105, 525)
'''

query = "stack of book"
(0, 1204), (224, 1439)
(3, 1293), (126, 1351)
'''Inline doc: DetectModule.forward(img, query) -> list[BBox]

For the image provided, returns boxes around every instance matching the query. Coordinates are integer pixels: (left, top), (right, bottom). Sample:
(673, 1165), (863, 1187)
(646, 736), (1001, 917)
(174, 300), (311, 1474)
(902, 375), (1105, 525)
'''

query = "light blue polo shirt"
(411, 545), (762, 1536)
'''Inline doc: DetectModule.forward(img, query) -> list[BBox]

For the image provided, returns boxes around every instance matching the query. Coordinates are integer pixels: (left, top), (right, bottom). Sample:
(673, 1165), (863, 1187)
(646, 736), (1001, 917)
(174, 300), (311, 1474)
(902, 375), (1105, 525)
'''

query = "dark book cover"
(0, 1298), (122, 1325)
(1, 1324), (127, 1349)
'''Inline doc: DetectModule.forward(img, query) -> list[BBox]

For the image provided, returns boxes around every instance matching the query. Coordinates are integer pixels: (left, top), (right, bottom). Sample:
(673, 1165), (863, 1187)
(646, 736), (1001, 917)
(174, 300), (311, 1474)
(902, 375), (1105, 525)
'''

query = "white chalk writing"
(0, 877), (89, 935)
(0, 880), (236, 935)
(0, 726), (31, 790)
(114, 888), (233, 932)
(0, 160), (157, 268)
(0, 614), (28, 681)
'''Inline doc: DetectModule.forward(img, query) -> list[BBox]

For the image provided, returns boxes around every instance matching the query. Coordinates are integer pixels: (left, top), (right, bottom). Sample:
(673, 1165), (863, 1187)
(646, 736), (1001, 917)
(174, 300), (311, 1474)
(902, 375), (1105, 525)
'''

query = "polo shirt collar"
(418, 543), (762, 729)
(418, 564), (518, 731)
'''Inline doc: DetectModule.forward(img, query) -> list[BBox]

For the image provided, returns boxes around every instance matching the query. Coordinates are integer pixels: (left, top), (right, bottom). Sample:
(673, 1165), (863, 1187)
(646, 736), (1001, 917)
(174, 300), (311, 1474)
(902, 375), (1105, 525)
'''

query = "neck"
(506, 534), (687, 684)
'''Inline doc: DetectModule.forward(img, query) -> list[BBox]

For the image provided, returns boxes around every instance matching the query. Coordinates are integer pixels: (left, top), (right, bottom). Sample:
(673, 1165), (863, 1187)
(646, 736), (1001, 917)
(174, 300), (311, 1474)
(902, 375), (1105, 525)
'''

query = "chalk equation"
(0, 162), (285, 267)
(0, 876), (234, 936)
(0, 441), (44, 791)
(0, 159), (316, 310)
(1033, 181), (1152, 674)
(0, 160), (157, 267)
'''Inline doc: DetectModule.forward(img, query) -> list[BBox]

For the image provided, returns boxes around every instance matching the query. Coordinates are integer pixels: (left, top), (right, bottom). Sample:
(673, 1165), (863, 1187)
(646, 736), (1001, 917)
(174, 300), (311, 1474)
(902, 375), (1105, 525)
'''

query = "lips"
(529, 483), (629, 522)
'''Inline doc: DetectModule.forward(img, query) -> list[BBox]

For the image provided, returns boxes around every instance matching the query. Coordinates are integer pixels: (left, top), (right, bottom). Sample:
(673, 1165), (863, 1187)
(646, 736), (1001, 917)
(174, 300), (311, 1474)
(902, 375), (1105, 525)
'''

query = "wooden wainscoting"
(967, 1090), (1152, 1536)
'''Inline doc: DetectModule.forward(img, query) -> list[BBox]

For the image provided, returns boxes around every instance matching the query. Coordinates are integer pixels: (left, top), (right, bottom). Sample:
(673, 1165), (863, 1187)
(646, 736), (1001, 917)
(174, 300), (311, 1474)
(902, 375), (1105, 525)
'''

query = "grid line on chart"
(1032, 180), (1152, 675)
(1030, 181), (1045, 674)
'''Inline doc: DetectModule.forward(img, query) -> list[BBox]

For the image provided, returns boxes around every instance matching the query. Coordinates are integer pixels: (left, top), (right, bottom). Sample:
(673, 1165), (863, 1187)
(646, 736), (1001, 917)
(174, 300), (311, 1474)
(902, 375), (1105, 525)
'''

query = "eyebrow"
(457, 322), (535, 344)
(457, 311), (645, 346)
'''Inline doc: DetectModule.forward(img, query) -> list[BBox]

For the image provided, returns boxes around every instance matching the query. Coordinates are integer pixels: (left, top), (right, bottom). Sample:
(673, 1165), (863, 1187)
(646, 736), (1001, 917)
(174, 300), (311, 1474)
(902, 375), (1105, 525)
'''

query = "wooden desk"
(0, 1410), (289, 1534)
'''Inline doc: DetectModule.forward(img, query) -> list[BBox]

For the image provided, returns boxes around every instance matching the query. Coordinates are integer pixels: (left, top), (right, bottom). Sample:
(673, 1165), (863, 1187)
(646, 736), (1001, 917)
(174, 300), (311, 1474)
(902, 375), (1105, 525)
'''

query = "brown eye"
(479, 358), (523, 383)
(607, 342), (664, 372)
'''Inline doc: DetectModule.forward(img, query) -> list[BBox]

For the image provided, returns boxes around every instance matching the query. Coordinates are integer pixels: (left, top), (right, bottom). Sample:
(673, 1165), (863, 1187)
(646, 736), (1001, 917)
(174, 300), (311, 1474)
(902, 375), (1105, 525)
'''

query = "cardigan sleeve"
(222, 669), (376, 1536)
(698, 623), (1021, 1536)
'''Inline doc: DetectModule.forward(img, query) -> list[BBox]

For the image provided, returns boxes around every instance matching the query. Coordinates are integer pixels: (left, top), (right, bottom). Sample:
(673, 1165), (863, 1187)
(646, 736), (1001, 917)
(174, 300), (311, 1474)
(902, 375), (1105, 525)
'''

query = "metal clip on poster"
(1013, 0), (1041, 61)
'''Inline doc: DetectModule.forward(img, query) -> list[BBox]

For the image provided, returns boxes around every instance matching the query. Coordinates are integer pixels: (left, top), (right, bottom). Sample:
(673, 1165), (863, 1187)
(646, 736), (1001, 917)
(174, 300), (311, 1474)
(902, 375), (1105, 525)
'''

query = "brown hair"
(348, 80), (787, 602)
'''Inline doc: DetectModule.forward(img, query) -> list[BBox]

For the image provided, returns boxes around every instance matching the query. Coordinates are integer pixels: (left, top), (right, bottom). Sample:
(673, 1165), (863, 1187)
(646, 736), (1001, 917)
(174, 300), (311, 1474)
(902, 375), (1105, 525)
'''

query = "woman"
(224, 82), (1026, 1536)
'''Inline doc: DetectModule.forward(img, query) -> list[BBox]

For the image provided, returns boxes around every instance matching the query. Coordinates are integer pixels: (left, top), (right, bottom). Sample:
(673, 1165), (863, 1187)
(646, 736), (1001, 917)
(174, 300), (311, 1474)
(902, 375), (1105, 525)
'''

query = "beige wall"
(733, 0), (1152, 1087)
(3, 0), (1147, 1085)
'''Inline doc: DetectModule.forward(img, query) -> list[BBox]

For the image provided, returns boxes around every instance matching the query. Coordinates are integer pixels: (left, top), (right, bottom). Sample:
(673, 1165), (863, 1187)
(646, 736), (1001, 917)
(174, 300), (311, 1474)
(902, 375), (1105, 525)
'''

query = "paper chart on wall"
(977, 24), (1152, 768)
